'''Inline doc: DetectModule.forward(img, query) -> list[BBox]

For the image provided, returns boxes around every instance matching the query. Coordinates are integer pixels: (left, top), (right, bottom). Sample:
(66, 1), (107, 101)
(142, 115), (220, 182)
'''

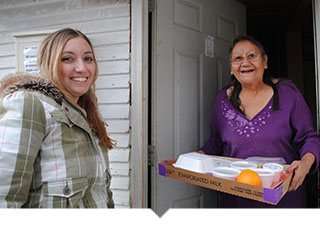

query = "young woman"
(0, 28), (114, 208)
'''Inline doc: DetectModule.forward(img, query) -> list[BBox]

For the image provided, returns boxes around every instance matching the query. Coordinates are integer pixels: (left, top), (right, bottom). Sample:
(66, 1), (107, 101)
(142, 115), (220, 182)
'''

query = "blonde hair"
(37, 28), (114, 149)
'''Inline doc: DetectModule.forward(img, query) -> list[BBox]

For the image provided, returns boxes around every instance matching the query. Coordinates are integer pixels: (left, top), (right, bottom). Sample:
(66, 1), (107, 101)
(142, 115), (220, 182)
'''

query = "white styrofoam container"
(210, 167), (241, 181)
(252, 168), (275, 188)
(173, 152), (215, 173)
(263, 162), (284, 183)
(229, 161), (257, 171)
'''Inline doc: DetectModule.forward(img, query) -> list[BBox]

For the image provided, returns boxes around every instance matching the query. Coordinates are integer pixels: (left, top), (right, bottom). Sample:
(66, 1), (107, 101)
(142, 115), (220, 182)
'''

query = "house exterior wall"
(0, 0), (131, 208)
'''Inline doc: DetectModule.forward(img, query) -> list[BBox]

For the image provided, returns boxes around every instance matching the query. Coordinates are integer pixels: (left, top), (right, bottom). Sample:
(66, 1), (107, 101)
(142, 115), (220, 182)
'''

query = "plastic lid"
(245, 156), (286, 164)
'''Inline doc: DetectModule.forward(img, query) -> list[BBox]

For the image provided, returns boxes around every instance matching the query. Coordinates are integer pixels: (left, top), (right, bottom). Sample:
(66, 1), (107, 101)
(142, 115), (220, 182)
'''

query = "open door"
(150, 0), (246, 216)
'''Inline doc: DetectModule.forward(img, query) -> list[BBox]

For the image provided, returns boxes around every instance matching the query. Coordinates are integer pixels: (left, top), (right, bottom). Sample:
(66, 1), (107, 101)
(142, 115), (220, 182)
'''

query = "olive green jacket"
(0, 75), (114, 208)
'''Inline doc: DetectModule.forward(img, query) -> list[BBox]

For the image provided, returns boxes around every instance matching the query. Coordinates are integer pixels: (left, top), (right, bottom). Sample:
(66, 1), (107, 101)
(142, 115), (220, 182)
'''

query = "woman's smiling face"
(230, 40), (268, 87)
(59, 36), (96, 103)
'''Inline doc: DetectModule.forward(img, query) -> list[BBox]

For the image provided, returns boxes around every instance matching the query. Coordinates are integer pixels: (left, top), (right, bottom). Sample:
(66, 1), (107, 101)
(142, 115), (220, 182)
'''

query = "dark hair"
(228, 35), (279, 114)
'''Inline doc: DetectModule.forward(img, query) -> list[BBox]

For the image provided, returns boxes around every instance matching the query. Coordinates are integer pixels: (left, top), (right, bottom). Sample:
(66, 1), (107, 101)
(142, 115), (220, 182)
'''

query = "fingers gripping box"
(158, 155), (293, 205)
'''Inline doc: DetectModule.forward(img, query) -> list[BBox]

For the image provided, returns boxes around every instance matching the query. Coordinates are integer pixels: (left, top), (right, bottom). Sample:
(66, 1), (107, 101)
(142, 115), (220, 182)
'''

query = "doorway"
(147, 0), (319, 212)
(239, 0), (319, 207)
(148, 0), (246, 215)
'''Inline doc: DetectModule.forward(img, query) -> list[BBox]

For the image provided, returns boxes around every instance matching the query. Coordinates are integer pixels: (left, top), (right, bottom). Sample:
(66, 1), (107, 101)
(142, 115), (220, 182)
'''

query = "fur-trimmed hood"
(0, 73), (64, 104)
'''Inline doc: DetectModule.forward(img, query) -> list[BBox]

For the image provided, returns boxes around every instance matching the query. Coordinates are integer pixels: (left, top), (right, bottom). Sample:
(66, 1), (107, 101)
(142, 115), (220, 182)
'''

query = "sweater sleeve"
(289, 85), (320, 174)
(0, 92), (46, 207)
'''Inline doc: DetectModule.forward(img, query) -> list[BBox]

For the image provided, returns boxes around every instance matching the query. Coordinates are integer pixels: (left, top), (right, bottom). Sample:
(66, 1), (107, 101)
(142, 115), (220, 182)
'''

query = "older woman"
(0, 28), (114, 208)
(200, 35), (320, 208)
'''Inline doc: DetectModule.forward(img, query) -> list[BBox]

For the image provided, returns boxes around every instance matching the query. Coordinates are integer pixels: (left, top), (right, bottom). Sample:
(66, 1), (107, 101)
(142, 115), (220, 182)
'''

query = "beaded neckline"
(220, 95), (273, 138)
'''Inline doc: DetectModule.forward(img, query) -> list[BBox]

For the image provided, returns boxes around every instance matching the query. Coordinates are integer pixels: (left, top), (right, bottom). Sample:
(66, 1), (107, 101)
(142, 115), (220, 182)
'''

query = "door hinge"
(148, 144), (155, 166)
(148, 0), (155, 12)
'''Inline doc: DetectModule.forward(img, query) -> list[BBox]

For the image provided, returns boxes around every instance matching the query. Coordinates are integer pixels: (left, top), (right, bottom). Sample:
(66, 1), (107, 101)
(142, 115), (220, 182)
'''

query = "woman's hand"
(286, 153), (315, 191)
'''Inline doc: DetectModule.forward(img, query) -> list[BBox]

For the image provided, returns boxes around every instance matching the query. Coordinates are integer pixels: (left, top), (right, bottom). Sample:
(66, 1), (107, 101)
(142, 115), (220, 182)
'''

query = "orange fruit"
(237, 169), (262, 186)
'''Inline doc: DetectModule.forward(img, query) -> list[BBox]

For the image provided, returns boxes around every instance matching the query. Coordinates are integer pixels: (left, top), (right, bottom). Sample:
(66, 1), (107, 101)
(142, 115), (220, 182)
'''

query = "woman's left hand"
(286, 153), (315, 191)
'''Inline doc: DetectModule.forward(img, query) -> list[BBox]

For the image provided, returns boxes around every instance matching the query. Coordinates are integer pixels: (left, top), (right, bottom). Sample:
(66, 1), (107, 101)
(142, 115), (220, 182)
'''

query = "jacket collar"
(0, 73), (64, 104)
(0, 73), (94, 134)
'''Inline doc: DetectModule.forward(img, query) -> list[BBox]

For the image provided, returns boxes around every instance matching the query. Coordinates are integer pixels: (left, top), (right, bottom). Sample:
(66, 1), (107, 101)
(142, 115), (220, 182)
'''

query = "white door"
(151, 0), (246, 216)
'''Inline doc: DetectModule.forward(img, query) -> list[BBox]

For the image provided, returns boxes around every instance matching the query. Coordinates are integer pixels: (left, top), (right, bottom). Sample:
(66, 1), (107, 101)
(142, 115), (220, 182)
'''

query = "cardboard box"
(158, 156), (293, 205)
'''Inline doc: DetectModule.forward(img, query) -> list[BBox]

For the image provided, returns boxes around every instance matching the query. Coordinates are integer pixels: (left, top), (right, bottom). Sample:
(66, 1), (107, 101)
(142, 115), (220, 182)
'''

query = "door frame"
(130, 0), (149, 208)
(131, 0), (320, 209)
(313, 0), (320, 131)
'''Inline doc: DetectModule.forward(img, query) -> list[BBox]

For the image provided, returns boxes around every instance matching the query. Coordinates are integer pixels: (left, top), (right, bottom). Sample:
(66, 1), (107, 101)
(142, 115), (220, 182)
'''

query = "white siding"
(0, 0), (131, 208)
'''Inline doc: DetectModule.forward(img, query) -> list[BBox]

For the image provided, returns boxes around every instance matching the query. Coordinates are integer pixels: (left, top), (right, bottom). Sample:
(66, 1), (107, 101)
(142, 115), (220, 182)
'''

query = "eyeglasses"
(230, 53), (263, 65)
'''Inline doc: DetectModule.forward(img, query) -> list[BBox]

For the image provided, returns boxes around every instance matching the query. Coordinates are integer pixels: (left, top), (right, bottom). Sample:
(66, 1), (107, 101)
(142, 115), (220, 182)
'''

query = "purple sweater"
(201, 79), (320, 208)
